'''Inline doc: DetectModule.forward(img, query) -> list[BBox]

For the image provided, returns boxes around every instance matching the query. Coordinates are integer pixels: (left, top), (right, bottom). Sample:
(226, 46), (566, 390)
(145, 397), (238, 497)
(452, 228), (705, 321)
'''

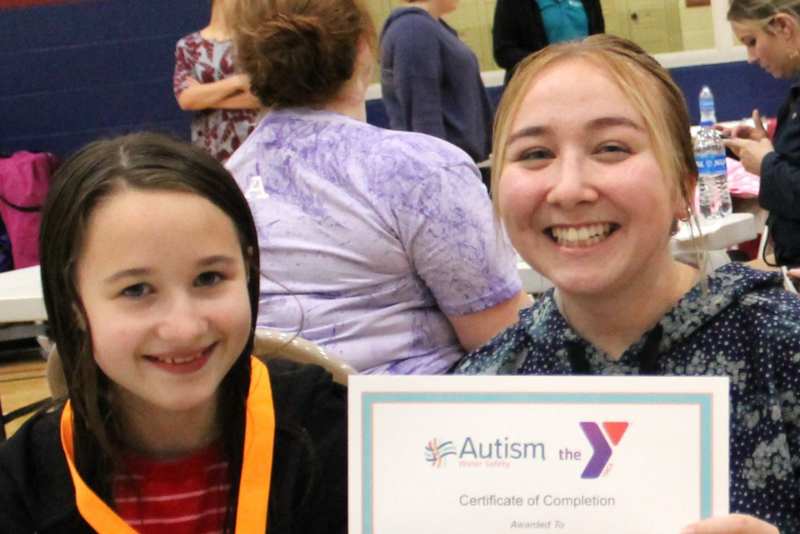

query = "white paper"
(349, 375), (729, 534)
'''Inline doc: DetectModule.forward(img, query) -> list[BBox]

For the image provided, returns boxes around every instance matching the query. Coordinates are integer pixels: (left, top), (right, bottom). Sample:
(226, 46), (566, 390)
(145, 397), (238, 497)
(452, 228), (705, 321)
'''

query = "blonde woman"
(725, 0), (800, 269)
(453, 35), (798, 533)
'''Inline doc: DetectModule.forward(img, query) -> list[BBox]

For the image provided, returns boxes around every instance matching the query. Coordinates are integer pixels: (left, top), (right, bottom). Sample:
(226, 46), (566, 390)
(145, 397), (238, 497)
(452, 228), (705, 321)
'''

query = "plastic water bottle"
(693, 126), (732, 220)
(698, 85), (716, 125)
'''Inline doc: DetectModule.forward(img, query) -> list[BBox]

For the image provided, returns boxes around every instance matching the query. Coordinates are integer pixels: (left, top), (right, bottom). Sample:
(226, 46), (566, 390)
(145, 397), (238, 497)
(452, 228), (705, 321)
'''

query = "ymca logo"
(579, 422), (629, 479)
(425, 438), (456, 468)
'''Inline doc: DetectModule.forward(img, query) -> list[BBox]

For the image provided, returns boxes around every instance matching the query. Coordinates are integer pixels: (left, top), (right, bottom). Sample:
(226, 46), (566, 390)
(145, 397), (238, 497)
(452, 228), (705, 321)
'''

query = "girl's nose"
(157, 295), (207, 342)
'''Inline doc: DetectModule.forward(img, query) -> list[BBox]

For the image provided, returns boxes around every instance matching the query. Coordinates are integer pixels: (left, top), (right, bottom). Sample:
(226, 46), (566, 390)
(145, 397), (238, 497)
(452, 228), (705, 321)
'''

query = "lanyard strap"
(60, 356), (275, 533)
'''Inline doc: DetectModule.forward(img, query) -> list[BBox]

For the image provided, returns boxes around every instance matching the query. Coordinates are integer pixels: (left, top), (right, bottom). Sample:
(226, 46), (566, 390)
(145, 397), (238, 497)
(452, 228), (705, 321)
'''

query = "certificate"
(349, 375), (729, 534)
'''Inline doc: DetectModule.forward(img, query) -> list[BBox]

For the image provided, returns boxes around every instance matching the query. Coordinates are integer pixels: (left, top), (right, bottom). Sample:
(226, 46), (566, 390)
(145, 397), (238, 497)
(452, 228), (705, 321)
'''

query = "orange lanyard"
(60, 357), (275, 533)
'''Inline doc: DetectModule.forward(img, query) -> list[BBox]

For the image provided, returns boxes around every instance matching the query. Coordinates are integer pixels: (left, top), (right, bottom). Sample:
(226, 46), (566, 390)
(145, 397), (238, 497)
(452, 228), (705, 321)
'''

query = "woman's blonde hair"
(728, 0), (800, 30)
(491, 34), (697, 219)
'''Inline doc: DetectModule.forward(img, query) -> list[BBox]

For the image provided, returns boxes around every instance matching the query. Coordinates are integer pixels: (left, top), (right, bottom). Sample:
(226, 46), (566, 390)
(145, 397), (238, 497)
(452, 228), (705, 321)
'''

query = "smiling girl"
(0, 133), (347, 533)
(454, 35), (800, 533)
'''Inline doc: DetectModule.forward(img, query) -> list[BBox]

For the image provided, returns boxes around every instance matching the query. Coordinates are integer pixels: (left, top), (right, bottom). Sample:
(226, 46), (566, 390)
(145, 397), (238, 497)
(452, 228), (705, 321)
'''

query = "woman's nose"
(544, 157), (598, 209)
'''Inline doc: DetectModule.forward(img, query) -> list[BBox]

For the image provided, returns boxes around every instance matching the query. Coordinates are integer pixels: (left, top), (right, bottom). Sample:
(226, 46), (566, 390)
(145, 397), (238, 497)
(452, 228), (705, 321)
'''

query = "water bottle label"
(699, 101), (714, 111)
(695, 154), (727, 175)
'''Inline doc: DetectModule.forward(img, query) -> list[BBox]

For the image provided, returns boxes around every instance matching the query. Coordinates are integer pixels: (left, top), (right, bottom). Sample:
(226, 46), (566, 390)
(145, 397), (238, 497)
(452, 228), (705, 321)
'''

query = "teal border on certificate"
(360, 392), (714, 534)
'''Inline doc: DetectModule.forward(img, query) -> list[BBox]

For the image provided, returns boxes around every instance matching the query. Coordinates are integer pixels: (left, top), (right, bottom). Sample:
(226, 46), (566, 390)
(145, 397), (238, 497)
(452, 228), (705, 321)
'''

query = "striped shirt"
(113, 443), (231, 534)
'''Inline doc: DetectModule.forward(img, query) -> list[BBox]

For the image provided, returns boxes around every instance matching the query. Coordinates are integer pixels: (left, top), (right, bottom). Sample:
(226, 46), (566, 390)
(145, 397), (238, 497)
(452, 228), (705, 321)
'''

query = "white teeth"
(156, 354), (201, 365)
(550, 223), (613, 247)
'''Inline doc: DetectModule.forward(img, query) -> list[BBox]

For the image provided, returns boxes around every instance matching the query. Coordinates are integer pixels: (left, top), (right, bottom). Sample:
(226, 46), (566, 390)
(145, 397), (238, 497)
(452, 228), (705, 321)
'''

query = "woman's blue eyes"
(519, 148), (553, 161)
(516, 144), (629, 162)
(598, 144), (629, 154)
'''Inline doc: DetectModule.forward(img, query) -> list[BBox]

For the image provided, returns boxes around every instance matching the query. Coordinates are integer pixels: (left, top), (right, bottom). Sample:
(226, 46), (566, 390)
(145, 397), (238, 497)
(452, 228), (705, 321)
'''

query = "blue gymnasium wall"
(0, 0), (792, 158)
(0, 0), (209, 158)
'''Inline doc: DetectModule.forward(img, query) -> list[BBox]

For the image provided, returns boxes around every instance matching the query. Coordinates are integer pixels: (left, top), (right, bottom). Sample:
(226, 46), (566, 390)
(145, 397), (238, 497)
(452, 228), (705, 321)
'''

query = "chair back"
(254, 328), (355, 385)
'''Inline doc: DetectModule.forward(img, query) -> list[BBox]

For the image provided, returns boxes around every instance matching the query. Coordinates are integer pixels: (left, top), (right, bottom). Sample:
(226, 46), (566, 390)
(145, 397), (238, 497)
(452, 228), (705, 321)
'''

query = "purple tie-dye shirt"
(227, 108), (521, 374)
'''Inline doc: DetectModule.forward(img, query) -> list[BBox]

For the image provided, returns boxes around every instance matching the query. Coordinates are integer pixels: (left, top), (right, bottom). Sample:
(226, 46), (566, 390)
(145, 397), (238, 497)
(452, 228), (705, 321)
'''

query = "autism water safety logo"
(425, 438), (456, 467)
(580, 421), (628, 479)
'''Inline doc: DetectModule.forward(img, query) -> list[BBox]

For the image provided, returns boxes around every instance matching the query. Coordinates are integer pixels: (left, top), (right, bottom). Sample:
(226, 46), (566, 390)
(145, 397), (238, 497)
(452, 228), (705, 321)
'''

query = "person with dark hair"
(0, 132), (347, 533)
(226, 0), (528, 375)
(493, 0), (605, 84)
(379, 0), (494, 166)
(173, 0), (262, 162)
(452, 35), (798, 534)
(724, 0), (800, 270)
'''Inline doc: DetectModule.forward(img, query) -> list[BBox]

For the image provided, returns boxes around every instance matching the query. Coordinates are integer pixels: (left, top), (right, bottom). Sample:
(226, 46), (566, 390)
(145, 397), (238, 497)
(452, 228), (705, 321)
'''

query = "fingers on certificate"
(680, 513), (778, 534)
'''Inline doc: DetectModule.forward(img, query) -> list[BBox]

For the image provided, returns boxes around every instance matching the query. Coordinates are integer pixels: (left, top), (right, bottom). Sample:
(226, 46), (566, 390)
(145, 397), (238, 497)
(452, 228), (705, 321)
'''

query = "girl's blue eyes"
(119, 272), (224, 298)
(121, 283), (151, 298)
(195, 271), (224, 287)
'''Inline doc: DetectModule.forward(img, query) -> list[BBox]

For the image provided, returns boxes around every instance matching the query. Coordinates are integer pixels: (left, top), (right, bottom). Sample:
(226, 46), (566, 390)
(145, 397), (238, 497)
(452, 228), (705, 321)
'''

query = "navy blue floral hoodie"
(454, 263), (800, 531)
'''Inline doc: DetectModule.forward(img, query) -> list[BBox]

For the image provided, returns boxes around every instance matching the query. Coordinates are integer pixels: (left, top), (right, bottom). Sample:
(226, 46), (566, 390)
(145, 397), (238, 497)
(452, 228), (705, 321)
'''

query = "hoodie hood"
(454, 262), (787, 375)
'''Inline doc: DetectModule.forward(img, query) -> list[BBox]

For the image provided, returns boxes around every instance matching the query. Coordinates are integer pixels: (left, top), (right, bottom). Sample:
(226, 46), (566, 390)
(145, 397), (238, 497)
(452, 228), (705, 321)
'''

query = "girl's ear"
(72, 303), (87, 331)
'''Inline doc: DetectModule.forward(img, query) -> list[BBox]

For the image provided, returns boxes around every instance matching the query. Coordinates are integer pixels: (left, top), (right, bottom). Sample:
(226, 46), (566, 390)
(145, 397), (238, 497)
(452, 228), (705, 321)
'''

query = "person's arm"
(214, 90), (263, 110)
(176, 74), (252, 111)
(448, 290), (531, 351)
(493, 0), (543, 71)
(393, 148), (527, 354)
(386, 18), (447, 138)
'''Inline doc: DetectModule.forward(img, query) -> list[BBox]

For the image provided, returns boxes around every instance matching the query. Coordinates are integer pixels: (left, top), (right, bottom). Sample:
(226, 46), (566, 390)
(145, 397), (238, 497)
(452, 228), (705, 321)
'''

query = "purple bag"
(0, 151), (57, 269)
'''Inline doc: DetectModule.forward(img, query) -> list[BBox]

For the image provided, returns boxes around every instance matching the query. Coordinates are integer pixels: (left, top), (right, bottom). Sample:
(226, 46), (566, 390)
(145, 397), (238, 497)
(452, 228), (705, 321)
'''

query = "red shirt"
(112, 443), (231, 534)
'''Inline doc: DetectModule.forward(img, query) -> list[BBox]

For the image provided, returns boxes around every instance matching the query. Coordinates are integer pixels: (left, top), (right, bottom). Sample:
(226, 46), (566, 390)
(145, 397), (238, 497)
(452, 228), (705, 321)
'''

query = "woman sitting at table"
(725, 0), (800, 268)
(453, 34), (800, 533)
(225, 0), (528, 375)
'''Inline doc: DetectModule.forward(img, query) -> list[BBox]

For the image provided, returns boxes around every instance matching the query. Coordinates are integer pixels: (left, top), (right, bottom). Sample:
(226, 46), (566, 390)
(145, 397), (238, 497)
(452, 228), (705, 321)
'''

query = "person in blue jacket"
(724, 0), (800, 269)
(380, 0), (493, 168)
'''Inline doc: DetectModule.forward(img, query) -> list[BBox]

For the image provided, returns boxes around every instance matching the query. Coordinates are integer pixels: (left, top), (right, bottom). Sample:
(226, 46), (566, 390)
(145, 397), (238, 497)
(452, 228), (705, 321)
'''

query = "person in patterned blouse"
(173, 0), (262, 162)
(453, 35), (796, 533)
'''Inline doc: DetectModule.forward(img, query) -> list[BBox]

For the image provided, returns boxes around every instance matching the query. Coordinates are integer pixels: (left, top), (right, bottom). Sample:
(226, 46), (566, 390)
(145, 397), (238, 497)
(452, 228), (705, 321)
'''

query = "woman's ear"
(771, 13), (799, 41)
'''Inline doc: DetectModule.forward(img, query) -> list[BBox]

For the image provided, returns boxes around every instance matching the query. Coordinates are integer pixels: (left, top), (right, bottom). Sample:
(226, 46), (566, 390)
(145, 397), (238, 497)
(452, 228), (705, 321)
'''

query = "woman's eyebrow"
(507, 115), (642, 145)
(586, 116), (643, 132)
(507, 125), (548, 144)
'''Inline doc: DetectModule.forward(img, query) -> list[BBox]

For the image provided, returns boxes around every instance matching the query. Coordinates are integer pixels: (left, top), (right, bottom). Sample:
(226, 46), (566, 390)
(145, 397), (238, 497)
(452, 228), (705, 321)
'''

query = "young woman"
(453, 35), (798, 533)
(225, 0), (528, 374)
(379, 0), (494, 168)
(173, 0), (262, 162)
(493, 0), (605, 84)
(724, 0), (800, 268)
(0, 133), (346, 533)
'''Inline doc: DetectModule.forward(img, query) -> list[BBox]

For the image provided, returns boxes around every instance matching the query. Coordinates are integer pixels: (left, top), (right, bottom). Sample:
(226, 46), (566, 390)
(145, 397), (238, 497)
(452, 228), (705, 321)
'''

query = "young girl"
(173, 0), (262, 162)
(0, 133), (347, 533)
(453, 35), (796, 533)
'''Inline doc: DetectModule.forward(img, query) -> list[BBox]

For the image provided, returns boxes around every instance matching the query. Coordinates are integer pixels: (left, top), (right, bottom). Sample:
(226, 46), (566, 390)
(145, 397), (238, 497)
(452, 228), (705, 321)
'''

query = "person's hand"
(185, 77), (200, 87)
(680, 514), (779, 533)
(724, 135), (774, 175)
(718, 109), (770, 141)
(788, 267), (800, 280)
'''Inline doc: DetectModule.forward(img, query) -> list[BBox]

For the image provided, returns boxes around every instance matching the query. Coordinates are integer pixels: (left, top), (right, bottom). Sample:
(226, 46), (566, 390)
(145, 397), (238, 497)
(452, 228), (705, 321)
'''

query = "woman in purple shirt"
(226, 0), (528, 374)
